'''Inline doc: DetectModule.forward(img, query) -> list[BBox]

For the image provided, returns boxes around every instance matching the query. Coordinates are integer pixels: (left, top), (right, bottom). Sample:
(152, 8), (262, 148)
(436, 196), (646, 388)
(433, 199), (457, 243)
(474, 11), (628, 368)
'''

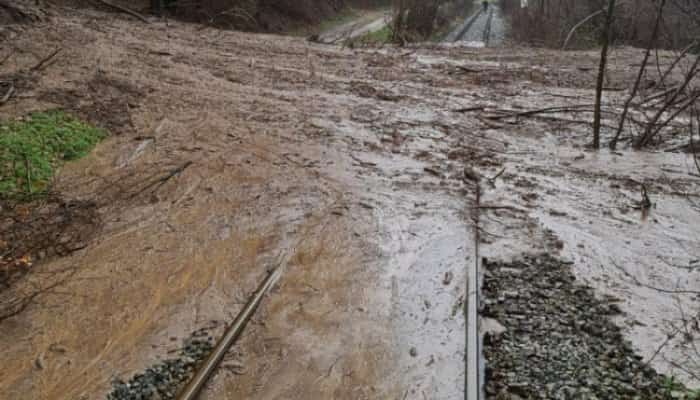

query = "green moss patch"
(0, 111), (106, 197)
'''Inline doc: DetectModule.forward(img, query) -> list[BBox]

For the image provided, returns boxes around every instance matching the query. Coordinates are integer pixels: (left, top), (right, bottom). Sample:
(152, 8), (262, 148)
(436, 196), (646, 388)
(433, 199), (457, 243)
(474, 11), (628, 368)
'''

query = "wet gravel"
(482, 254), (680, 400)
(107, 330), (213, 400)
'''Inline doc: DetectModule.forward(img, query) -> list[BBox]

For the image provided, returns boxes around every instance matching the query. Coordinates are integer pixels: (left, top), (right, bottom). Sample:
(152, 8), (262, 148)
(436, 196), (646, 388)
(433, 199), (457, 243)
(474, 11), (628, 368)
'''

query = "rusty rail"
(176, 265), (283, 400)
(466, 181), (483, 400)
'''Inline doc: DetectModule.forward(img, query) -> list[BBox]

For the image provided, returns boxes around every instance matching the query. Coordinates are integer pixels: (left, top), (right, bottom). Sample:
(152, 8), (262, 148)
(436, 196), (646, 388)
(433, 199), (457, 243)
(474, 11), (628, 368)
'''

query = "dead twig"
(456, 66), (483, 74)
(640, 84), (682, 106)
(30, 48), (62, 72)
(637, 55), (700, 148)
(91, 0), (149, 23)
(641, 327), (681, 370)
(487, 167), (506, 182)
(610, 0), (665, 150)
(655, 40), (698, 89)
(486, 104), (596, 121)
(0, 83), (14, 105)
(453, 106), (485, 113)
(129, 161), (193, 199)
(0, 51), (13, 66)
(471, 205), (526, 213)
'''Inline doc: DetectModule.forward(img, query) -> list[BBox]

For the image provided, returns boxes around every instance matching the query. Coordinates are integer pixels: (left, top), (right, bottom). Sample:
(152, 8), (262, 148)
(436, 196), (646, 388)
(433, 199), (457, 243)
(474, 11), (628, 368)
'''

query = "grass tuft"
(0, 110), (106, 197)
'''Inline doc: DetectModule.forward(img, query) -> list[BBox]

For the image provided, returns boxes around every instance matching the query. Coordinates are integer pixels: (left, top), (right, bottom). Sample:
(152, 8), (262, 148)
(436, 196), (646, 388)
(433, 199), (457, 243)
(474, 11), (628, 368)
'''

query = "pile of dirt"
(482, 254), (680, 399)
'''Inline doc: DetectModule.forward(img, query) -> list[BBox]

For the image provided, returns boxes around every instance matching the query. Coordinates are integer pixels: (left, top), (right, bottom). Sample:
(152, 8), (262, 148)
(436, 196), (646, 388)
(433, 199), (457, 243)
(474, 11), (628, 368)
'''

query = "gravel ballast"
(107, 330), (213, 400)
(482, 254), (691, 400)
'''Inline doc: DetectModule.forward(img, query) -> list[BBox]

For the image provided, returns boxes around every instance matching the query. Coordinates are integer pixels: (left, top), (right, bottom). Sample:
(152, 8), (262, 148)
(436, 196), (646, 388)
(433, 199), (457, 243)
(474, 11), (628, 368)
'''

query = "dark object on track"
(483, 1), (489, 11)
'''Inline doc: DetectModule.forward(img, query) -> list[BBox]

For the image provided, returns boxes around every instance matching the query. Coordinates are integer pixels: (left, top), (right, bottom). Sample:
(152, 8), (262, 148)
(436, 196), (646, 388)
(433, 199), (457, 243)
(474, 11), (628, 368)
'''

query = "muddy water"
(476, 122), (700, 386)
(0, 9), (481, 400)
(528, 149), (700, 387)
(1, 7), (699, 399)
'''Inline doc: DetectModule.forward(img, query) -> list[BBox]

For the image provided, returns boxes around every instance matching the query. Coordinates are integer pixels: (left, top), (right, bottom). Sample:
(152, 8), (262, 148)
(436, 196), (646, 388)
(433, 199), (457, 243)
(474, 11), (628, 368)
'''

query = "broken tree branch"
(0, 51), (13, 66)
(486, 104), (597, 120)
(637, 55), (700, 148)
(91, 0), (149, 23)
(129, 161), (193, 199)
(30, 48), (62, 72)
(656, 40), (698, 89)
(0, 83), (14, 105)
(610, 0), (666, 150)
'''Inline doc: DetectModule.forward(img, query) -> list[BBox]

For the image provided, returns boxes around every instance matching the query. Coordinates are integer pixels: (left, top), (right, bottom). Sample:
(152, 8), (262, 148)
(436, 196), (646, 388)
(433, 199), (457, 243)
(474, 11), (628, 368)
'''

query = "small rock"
(442, 271), (453, 285)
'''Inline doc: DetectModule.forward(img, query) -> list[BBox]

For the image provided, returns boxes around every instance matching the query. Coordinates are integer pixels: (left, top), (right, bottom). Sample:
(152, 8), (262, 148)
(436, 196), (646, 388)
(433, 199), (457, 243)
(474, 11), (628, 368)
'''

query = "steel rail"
(176, 265), (284, 400)
(453, 8), (484, 42)
(465, 181), (482, 400)
(482, 8), (494, 47)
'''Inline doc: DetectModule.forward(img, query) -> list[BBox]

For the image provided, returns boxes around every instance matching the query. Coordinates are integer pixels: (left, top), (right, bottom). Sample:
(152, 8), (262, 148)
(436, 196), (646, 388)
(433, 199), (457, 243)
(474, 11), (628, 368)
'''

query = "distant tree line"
(392, 0), (465, 43)
(500, 0), (700, 49)
(155, 0), (390, 31)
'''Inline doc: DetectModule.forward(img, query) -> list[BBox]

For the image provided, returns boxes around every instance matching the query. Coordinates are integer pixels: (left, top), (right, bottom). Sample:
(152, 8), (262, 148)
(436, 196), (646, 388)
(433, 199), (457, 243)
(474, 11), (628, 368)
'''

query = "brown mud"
(0, 4), (698, 399)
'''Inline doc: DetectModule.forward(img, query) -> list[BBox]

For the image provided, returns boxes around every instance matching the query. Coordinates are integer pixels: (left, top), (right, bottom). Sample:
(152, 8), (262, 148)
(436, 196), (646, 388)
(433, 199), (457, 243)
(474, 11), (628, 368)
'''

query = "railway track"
(483, 8), (494, 46)
(466, 181), (483, 400)
(448, 8), (484, 42)
(448, 4), (498, 47)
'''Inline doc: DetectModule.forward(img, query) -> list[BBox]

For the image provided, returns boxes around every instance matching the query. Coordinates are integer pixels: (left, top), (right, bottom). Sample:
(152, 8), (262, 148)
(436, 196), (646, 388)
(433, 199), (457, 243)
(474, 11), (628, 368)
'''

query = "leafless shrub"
(501, 0), (700, 49)
(391, 0), (447, 43)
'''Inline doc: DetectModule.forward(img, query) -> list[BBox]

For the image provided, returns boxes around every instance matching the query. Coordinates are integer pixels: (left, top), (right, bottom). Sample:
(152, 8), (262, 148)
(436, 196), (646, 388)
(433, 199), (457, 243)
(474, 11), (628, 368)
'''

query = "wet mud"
(0, 4), (698, 400)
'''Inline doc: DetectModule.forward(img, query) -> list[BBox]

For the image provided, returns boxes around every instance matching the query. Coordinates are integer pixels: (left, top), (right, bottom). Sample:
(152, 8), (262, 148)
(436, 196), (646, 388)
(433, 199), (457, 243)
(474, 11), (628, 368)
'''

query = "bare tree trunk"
(610, 0), (665, 150)
(592, 0), (616, 149)
(392, 0), (406, 44)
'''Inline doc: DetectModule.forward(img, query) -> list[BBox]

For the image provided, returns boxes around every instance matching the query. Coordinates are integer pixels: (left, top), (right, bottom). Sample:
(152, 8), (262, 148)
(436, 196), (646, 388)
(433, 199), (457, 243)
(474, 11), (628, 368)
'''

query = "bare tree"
(592, 0), (616, 149)
(610, 0), (666, 150)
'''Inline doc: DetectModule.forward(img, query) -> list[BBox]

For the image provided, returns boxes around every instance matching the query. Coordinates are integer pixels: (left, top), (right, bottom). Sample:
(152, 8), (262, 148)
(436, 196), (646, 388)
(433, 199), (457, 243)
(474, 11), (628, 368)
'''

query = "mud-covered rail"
(466, 181), (483, 400)
(176, 266), (283, 400)
(482, 7), (494, 47)
(448, 8), (484, 42)
(446, 3), (502, 48)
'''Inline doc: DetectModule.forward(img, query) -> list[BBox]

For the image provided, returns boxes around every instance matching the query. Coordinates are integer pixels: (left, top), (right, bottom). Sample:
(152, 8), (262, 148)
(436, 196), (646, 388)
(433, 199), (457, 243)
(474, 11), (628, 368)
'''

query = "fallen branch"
(637, 55), (700, 148)
(640, 84), (682, 106)
(655, 40), (698, 89)
(0, 51), (13, 66)
(129, 161), (193, 199)
(471, 205), (526, 213)
(610, 0), (665, 150)
(487, 167), (506, 182)
(0, 83), (14, 105)
(486, 104), (596, 120)
(456, 66), (483, 74)
(30, 48), (62, 72)
(91, 0), (149, 23)
(453, 106), (485, 113)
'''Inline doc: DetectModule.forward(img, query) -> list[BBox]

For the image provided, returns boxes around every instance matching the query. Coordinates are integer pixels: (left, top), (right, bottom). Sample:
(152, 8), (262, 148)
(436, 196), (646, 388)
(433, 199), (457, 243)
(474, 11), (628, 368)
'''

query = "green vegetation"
(0, 111), (106, 197)
(362, 25), (392, 43)
(661, 376), (700, 399)
(347, 25), (392, 46)
(316, 7), (360, 34)
(288, 7), (360, 37)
